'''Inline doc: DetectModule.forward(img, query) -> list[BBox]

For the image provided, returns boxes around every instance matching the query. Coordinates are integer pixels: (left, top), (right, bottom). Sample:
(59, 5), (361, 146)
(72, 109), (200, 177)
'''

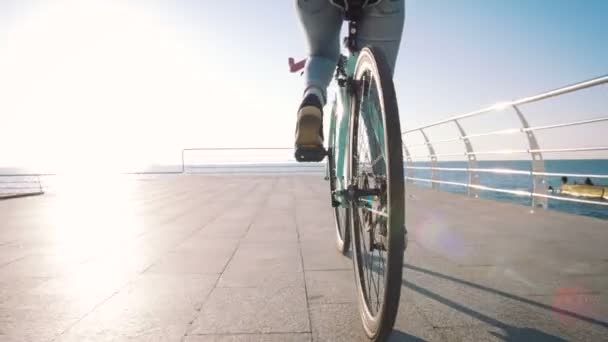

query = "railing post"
(420, 129), (439, 190)
(402, 144), (414, 183)
(181, 150), (186, 174)
(513, 105), (548, 209)
(37, 175), (43, 193)
(453, 120), (480, 198)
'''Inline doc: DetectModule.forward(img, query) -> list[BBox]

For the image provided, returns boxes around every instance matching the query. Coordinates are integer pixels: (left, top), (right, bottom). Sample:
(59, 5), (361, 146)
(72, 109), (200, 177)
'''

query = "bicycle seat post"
(344, 3), (362, 54)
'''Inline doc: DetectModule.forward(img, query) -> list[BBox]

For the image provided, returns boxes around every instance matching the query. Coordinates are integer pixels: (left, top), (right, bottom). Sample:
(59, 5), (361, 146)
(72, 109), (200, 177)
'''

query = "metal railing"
(0, 174), (45, 199)
(402, 75), (608, 209)
(181, 147), (324, 174)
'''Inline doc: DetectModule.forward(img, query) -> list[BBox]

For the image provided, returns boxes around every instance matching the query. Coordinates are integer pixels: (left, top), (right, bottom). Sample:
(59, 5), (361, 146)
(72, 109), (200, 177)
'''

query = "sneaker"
(295, 93), (324, 148)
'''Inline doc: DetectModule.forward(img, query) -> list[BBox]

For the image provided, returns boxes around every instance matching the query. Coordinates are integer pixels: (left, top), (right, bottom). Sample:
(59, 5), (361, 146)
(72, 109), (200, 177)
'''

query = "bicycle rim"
(329, 138), (350, 254)
(348, 47), (405, 341)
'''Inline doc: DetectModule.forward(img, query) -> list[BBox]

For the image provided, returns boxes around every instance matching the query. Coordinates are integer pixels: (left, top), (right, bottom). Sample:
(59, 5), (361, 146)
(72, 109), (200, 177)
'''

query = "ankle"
(304, 87), (326, 106)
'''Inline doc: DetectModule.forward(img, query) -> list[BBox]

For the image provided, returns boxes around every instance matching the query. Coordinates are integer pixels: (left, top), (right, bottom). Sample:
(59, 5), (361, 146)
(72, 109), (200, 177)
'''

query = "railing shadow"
(346, 250), (605, 340)
(401, 278), (569, 342)
(404, 263), (608, 329)
(387, 330), (427, 342)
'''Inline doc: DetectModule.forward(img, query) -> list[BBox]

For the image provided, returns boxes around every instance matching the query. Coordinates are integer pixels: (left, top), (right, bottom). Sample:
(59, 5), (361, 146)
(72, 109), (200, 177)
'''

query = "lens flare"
(414, 214), (466, 260)
(552, 286), (598, 326)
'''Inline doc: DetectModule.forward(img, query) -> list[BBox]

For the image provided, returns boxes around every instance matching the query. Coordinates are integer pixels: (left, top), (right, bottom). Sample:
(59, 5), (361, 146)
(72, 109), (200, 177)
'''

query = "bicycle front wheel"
(348, 47), (406, 341)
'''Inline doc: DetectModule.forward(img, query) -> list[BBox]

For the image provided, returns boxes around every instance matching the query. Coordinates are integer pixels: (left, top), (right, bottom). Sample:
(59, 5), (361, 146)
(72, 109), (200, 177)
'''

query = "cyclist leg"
(294, 0), (343, 151)
(295, 0), (342, 103)
(359, 0), (405, 75)
(358, 0), (405, 171)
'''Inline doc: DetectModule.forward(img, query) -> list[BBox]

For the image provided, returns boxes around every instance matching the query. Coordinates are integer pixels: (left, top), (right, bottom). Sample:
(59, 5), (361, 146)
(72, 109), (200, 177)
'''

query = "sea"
(404, 159), (608, 220)
(1, 159), (606, 220)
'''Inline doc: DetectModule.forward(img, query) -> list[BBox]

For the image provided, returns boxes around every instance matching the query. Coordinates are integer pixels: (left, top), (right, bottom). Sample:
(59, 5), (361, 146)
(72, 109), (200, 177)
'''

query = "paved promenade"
(0, 175), (606, 341)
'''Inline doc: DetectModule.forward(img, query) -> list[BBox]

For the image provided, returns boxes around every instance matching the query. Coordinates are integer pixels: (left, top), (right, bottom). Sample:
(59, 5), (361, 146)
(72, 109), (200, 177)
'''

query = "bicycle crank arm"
(334, 185), (382, 203)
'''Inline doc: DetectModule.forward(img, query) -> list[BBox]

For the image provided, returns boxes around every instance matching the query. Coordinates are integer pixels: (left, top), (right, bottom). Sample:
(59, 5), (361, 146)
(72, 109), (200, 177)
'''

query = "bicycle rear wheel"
(348, 46), (405, 341)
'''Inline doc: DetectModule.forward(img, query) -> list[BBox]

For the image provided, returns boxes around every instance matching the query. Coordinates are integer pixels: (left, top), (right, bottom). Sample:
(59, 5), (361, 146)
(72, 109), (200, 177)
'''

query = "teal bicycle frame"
(327, 53), (358, 209)
(328, 51), (387, 210)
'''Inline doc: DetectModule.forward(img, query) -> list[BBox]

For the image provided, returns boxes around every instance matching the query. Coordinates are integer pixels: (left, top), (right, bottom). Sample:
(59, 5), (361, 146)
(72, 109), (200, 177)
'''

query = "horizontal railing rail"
(0, 175), (44, 198)
(404, 75), (608, 134)
(403, 74), (608, 209)
(180, 147), (322, 174)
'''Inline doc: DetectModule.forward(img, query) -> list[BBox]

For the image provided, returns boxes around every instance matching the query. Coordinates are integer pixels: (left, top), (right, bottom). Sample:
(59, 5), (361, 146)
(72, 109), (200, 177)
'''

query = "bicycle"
(289, 3), (406, 341)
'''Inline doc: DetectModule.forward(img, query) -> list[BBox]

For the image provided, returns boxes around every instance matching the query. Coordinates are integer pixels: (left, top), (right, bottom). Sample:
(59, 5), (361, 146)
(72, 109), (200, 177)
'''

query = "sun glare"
(0, 0), (228, 172)
(47, 172), (141, 259)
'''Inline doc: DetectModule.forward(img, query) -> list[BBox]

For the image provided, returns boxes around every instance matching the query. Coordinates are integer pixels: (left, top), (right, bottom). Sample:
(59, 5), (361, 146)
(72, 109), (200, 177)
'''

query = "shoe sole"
(295, 106), (323, 147)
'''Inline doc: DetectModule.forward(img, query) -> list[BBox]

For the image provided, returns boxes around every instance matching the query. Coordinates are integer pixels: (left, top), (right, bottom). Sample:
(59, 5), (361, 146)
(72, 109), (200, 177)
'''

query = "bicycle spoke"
(360, 209), (373, 305)
(352, 70), (392, 317)
(348, 46), (405, 340)
(358, 203), (388, 218)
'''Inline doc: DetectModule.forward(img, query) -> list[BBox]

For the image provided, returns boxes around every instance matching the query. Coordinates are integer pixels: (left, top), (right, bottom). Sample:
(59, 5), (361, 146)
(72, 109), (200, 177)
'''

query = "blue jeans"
(295, 0), (405, 101)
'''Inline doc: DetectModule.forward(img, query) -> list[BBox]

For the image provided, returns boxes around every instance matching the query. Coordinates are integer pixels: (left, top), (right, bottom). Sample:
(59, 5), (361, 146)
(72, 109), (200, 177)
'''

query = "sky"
(0, 0), (606, 172)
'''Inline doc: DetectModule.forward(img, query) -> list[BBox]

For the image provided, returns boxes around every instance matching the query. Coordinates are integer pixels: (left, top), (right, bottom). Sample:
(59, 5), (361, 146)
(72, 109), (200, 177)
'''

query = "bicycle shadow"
(389, 327), (568, 342)
(345, 253), (605, 341)
(404, 264), (607, 329)
(398, 278), (570, 342)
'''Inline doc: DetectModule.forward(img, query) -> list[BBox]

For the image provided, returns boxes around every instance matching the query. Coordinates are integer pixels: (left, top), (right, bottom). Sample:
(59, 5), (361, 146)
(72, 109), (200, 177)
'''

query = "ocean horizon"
(1, 159), (606, 220)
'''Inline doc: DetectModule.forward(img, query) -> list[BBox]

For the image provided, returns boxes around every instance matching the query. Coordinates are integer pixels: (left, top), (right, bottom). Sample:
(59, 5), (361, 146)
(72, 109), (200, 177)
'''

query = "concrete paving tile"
(57, 321), (187, 342)
(72, 251), (157, 281)
(0, 290), (104, 322)
(0, 254), (86, 278)
(0, 334), (26, 342)
(251, 212), (296, 229)
(198, 222), (252, 238)
(171, 238), (240, 255)
(224, 243), (302, 274)
(295, 210), (334, 230)
(305, 270), (357, 304)
(490, 302), (608, 341)
(522, 293), (608, 328)
(57, 274), (218, 341)
(0, 271), (128, 335)
(0, 315), (75, 342)
(300, 239), (352, 271)
(218, 269), (304, 289)
(432, 325), (515, 342)
(308, 303), (368, 341)
(401, 276), (608, 341)
(242, 218), (298, 243)
(0, 245), (30, 266)
(309, 296), (445, 341)
(0, 276), (49, 304)
(185, 333), (311, 342)
(242, 231), (299, 243)
(145, 251), (233, 275)
(296, 217), (335, 243)
(213, 209), (259, 224)
(1, 176), (607, 342)
(401, 277), (515, 328)
(190, 286), (309, 334)
(392, 300), (446, 342)
(404, 260), (608, 300)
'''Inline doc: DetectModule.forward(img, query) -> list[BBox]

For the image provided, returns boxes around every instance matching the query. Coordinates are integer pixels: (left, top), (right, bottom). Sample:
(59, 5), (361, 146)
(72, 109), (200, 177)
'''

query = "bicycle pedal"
(295, 146), (327, 162)
(373, 239), (388, 251)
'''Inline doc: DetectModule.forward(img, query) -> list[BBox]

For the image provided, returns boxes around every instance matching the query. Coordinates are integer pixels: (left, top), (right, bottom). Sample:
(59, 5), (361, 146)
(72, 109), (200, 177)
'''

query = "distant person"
(294, 0), (405, 159)
(585, 177), (594, 186)
(561, 176), (568, 184)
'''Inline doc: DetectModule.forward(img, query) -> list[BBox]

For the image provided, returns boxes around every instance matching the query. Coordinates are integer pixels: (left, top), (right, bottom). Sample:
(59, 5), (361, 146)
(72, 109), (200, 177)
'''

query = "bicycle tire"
(348, 46), (406, 341)
(328, 99), (351, 254)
